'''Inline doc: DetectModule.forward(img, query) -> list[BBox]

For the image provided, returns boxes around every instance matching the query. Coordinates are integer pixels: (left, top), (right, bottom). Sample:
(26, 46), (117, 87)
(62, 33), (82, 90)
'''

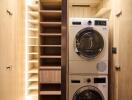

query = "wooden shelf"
(28, 28), (38, 32)
(28, 90), (38, 96)
(40, 10), (61, 17)
(28, 69), (38, 73)
(28, 60), (38, 63)
(28, 36), (39, 39)
(40, 66), (61, 70)
(40, 91), (61, 95)
(40, 22), (61, 27)
(70, 0), (101, 7)
(40, 33), (61, 36)
(40, 0), (61, 3)
(28, 52), (39, 55)
(28, 78), (38, 82)
(28, 86), (38, 90)
(28, 11), (39, 18)
(40, 56), (61, 59)
(28, 45), (38, 47)
(28, 20), (38, 24)
(40, 0), (61, 9)
(40, 45), (61, 47)
(28, 4), (39, 11)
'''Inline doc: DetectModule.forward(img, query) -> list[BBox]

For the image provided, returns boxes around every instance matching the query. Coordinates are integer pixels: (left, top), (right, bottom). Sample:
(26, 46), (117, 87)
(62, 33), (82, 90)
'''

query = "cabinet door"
(114, 0), (132, 100)
(0, 0), (24, 100)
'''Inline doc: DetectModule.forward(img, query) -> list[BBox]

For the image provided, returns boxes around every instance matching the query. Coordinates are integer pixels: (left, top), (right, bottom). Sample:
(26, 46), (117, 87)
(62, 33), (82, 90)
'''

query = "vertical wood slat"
(61, 0), (67, 100)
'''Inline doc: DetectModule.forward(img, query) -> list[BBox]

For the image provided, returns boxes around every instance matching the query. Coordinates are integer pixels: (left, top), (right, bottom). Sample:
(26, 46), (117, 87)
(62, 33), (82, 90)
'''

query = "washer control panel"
(70, 76), (107, 84)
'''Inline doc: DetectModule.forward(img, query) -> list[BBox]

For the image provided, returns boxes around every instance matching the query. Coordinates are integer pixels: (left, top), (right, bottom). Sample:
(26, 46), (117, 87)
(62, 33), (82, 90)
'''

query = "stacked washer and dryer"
(68, 18), (109, 100)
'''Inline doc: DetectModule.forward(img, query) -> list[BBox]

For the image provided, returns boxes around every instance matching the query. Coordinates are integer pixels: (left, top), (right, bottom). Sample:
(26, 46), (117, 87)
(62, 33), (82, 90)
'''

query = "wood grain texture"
(0, 0), (24, 100)
(40, 69), (61, 83)
(69, 6), (98, 18)
(116, 0), (132, 99)
(112, 0), (132, 100)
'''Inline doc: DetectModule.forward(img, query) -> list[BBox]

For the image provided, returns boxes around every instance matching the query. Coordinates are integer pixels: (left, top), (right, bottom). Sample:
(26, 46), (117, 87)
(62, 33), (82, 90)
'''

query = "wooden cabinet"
(113, 0), (132, 100)
(0, 0), (24, 100)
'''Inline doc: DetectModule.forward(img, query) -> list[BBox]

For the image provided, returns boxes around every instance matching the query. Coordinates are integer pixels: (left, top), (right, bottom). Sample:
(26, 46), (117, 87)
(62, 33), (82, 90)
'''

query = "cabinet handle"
(115, 65), (121, 71)
(6, 10), (13, 16)
(6, 65), (13, 70)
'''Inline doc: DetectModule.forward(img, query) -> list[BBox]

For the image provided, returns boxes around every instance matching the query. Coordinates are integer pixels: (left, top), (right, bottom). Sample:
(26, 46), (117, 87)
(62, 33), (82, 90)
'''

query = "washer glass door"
(75, 27), (104, 59)
(73, 86), (104, 100)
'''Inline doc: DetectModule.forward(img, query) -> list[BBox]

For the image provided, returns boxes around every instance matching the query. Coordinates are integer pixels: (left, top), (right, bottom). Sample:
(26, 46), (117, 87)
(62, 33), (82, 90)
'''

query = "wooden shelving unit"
(26, 0), (39, 99)
(39, 0), (62, 100)
(25, 0), (67, 100)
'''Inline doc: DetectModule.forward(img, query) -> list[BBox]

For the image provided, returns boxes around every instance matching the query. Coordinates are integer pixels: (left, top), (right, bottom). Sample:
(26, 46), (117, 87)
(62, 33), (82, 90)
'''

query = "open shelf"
(28, 90), (38, 96)
(28, 86), (38, 90)
(40, 45), (61, 47)
(28, 28), (38, 32)
(28, 11), (39, 18)
(28, 60), (38, 63)
(40, 36), (61, 45)
(28, 78), (38, 82)
(28, 4), (39, 11)
(40, 33), (61, 36)
(28, 20), (38, 24)
(28, 69), (38, 73)
(40, 10), (61, 22)
(40, 26), (61, 33)
(40, 91), (61, 95)
(40, 46), (61, 55)
(40, 95), (61, 100)
(70, 0), (101, 7)
(40, 66), (61, 70)
(40, 22), (61, 27)
(28, 46), (38, 53)
(40, 0), (61, 10)
(40, 56), (61, 58)
(40, 82), (61, 90)
(40, 58), (61, 66)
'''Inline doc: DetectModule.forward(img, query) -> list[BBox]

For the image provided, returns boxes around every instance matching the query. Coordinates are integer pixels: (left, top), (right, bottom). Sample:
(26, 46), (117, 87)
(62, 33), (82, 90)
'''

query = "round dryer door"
(75, 27), (104, 59)
(73, 86), (104, 100)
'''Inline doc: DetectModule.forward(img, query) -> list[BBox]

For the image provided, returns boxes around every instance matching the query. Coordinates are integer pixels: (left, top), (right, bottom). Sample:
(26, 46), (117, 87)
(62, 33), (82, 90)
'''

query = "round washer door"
(73, 86), (104, 100)
(75, 27), (104, 59)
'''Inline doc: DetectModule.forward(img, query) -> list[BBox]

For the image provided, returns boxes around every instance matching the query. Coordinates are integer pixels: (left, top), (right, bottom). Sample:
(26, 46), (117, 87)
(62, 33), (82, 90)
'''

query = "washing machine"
(69, 75), (108, 100)
(69, 18), (109, 74)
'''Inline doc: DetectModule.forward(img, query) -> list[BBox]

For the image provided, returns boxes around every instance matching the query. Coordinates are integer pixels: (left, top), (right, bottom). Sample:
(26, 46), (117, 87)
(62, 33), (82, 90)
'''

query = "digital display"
(72, 21), (81, 25)
(71, 80), (80, 83)
(94, 77), (106, 83)
(95, 20), (107, 26)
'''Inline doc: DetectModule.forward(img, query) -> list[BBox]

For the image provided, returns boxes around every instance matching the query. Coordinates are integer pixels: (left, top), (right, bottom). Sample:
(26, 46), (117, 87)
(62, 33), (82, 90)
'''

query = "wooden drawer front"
(40, 70), (61, 83)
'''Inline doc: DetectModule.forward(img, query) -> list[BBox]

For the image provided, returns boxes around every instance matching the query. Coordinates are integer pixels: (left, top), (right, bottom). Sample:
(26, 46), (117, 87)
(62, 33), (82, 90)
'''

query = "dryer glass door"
(74, 90), (103, 100)
(76, 27), (104, 59)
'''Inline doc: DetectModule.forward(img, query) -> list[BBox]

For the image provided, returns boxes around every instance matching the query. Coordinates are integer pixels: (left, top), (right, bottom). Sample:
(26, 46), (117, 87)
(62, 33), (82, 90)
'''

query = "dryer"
(69, 75), (108, 100)
(69, 18), (109, 74)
